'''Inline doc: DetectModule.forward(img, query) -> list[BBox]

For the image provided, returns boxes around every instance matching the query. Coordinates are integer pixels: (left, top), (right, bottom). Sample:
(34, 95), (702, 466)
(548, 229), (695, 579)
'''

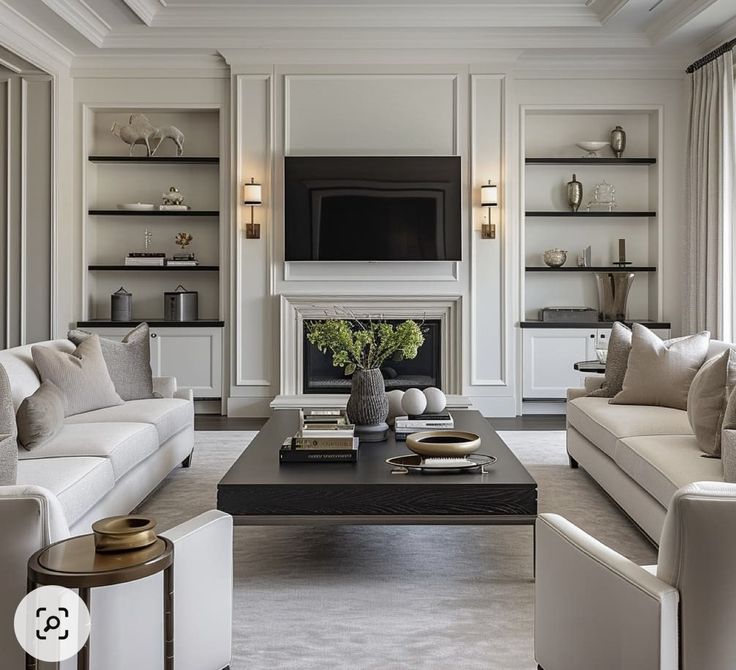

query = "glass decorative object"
(586, 180), (617, 212)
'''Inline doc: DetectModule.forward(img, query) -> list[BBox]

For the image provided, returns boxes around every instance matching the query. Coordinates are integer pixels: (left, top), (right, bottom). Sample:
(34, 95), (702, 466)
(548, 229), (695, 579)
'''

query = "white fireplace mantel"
(275, 294), (466, 406)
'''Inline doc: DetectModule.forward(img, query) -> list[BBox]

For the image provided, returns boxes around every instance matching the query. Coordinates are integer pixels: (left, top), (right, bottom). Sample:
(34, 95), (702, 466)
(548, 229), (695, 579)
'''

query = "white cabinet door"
(149, 328), (223, 399)
(522, 328), (597, 399)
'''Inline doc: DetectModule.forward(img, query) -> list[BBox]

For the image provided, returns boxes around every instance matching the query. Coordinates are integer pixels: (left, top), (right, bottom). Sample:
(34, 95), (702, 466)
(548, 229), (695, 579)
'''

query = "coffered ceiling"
(1, 0), (734, 68)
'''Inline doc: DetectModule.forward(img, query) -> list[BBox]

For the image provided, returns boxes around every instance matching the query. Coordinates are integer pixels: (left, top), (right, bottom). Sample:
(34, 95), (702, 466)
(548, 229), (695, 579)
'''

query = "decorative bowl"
(406, 430), (481, 458)
(575, 141), (610, 157)
(118, 203), (155, 210)
(543, 249), (568, 268)
(92, 515), (157, 553)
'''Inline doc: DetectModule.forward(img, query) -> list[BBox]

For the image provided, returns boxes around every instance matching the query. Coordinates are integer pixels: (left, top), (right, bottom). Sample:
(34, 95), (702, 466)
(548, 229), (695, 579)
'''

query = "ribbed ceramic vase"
(346, 369), (389, 426)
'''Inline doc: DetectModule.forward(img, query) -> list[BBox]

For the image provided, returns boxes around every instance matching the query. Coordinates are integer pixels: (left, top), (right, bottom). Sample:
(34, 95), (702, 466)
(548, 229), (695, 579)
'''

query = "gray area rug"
(136, 430), (656, 670)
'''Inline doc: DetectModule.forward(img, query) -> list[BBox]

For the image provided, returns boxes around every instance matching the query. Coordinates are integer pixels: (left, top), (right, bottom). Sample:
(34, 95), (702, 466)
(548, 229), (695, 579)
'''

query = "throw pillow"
(687, 349), (736, 456)
(588, 322), (632, 398)
(0, 364), (17, 485)
(610, 324), (710, 410)
(16, 381), (65, 450)
(721, 387), (736, 481)
(32, 335), (124, 417)
(68, 323), (154, 401)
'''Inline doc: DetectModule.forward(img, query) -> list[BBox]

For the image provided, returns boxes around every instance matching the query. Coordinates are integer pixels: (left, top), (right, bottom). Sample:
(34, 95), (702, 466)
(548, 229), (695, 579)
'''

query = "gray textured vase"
(346, 369), (389, 426)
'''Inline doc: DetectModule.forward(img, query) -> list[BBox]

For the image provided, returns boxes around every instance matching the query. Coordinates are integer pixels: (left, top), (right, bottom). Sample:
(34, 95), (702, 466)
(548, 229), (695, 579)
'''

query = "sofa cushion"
(0, 340), (74, 410)
(568, 396), (693, 459)
(615, 435), (723, 507)
(66, 398), (193, 444)
(68, 323), (154, 401)
(32, 336), (124, 417)
(17, 422), (159, 480)
(16, 456), (115, 526)
(16, 381), (65, 451)
(611, 324), (710, 410)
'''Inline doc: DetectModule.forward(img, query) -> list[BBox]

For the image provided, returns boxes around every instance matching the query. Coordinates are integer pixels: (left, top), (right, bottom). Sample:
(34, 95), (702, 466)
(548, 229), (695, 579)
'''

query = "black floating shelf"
(525, 157), (656, 165)
(89, 210), (219, 217)
(526, 266), (656, 272)
(77, 319), (224, 328)
(526, 211), (656, 217)
(88, 265), (219, 271)
(88, 156), (219, 164)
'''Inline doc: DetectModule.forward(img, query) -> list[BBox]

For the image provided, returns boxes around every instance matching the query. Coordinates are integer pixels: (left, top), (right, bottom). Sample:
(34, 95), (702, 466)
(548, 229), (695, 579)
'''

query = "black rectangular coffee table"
(218, 409), (537, 526)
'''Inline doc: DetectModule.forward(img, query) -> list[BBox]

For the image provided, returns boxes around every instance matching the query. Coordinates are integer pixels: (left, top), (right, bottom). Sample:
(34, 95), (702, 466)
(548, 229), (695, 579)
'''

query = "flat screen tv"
(284, 156), (461, 261)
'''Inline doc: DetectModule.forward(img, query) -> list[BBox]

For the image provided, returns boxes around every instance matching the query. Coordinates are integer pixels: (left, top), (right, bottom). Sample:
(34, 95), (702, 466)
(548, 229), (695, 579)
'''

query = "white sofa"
(0, 339), (195, 536)
(0, 339), (235, 669)
(566, 338), (731, 543)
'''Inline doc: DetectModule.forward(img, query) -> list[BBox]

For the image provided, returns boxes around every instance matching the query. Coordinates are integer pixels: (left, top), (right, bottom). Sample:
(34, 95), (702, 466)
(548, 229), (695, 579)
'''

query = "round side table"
(26, 535), (174, 670)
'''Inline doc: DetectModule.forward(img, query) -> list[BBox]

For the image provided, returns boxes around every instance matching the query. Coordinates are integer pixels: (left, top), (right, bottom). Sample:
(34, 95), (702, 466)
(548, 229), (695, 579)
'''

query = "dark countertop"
(520, 320), (671, 329)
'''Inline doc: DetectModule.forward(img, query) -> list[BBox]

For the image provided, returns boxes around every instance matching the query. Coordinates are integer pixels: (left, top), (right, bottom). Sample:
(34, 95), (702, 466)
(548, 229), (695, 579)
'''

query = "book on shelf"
(124, 257), (165, 266)
(128, 252), (166, 258)
(159, 205), (190, 211)
(166, 260), (200, 266)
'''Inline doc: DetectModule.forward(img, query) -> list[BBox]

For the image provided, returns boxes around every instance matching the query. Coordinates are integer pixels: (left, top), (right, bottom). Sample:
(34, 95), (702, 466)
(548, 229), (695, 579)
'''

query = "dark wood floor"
(194, 414), (566, 431)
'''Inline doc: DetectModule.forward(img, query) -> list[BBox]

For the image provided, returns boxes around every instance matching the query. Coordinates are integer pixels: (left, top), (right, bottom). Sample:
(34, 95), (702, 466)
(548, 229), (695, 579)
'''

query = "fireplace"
(303, 319), (442, 394)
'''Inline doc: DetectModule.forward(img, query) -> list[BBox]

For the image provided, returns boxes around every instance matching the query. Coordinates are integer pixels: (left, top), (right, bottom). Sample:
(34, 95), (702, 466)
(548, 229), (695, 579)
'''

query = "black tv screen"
(284, 156), (461, 261)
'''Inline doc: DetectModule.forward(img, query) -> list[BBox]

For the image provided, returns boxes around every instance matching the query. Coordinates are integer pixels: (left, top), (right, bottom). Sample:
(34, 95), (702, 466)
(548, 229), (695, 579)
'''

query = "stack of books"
(394, 411), (454, 441)
(125, 252), (165, 266)
(159, 205), (189, 211)
(279, 408), (358, 463)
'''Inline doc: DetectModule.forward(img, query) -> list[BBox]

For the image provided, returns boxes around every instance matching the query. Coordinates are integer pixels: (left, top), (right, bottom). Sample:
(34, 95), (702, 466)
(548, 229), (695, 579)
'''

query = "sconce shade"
(243, 179), (262, 205)
(481, 182), (498, 207)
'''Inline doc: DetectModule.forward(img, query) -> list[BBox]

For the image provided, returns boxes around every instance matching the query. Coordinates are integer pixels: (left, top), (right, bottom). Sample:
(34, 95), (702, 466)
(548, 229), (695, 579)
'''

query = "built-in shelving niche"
(522, 108), (662, 323)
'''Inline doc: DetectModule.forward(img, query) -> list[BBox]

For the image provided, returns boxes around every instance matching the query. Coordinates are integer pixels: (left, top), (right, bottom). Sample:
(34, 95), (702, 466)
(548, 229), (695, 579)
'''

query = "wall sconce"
(480, 180), (498, 239)
(243, 177), (262, 239)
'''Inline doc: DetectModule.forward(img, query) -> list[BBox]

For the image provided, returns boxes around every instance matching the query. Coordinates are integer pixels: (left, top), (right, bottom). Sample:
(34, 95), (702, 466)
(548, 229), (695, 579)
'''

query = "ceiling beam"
(40, 0), (110, 47)
(586, 0), (630, 25)
(122, 0), (164, 27)
(646, 0), (721, 45)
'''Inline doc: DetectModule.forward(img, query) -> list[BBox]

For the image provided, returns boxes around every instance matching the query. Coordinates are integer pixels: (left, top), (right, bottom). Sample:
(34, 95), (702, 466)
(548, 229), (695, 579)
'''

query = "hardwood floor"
(194, 414), (566, 431)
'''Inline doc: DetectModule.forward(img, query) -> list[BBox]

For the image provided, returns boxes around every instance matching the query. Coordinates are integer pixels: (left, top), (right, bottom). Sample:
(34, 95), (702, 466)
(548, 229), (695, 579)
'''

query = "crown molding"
(71, 51), (229, 77)
(646, 0), (720, 45)
(123, 3), (601, 30)
(122, 0), (163, 27)
(513, 50), (689, 78)
(586, 0), (630, 25)
(0, 1), (73, 71)
(41, 0), (110, 47)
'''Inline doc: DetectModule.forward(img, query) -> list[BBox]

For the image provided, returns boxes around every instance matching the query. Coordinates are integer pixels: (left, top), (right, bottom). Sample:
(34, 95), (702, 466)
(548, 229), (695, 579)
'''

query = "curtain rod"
(686, 38), (736, 73)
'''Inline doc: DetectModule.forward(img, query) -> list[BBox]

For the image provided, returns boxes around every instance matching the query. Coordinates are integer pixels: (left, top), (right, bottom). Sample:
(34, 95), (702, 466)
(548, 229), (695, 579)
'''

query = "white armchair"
(535, 481), (736, 670)
(0, 487), (232, 670)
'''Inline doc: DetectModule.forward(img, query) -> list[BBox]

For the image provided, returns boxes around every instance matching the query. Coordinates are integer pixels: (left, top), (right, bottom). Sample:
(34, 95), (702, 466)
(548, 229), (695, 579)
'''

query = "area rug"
(136, 430), (656, 670)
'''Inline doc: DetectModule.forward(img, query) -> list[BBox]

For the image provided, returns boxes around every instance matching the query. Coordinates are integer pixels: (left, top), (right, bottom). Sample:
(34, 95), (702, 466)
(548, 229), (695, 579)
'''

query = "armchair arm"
(535, 514), (678, 670)
(80, 511), (232, 670)
(153, 376), (177, 398)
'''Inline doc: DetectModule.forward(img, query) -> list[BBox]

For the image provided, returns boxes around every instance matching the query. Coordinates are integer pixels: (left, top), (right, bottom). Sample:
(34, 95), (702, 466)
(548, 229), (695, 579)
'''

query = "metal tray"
(387, 453), (497, 474)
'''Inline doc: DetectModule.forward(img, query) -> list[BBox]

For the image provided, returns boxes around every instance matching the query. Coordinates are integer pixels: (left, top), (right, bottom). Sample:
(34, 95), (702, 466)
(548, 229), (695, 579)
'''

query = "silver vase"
(566, 174), (583, 212)
(595, 272), (635, 320)
(346, 369), (388, 426)
(610, 126), (626, 159)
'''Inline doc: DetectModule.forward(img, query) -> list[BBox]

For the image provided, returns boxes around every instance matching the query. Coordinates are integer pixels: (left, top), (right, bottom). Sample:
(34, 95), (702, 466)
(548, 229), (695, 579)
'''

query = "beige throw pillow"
(16, 381), (65, 450)
(32, 335), (124, 417)
(610, 324), (710, 410)
(687, 349), (736, 456)
(588, 322), (632, 398)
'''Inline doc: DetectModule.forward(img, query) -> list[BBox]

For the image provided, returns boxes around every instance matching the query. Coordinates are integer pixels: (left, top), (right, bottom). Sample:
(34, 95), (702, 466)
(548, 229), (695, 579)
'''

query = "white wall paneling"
(234, 73), (274, 388)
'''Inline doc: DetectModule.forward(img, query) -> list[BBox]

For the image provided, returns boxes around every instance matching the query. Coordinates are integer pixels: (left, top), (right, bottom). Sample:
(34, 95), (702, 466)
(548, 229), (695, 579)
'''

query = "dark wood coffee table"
(217, 410), (537, 528)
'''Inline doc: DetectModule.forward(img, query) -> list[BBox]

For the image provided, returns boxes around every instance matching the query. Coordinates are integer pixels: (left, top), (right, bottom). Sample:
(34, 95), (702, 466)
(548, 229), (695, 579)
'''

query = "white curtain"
(685, 50), (735, 339)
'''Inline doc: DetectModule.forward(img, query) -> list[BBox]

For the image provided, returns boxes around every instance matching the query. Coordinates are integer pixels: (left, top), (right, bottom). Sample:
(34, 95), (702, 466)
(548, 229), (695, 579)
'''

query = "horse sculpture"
(111, 113), (185, 157)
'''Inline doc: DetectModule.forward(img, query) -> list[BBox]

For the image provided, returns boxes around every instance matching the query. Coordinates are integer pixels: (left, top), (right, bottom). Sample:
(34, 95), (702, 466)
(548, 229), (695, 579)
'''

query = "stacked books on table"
(125, 252), (166, 266)
(394, 412), (454, 441)
(279, 408), (358, 463)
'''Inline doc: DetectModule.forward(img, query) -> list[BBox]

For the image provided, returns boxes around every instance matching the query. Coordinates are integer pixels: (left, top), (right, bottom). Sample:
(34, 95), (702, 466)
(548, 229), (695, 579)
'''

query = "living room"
(1, 1), (735, 668)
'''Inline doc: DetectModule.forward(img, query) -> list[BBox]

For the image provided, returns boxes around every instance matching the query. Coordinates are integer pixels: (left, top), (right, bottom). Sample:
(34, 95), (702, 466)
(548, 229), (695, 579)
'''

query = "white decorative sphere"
(423, 387), (447, 414)
(386, 390), (405, 426)
(401, 388), (427, 416)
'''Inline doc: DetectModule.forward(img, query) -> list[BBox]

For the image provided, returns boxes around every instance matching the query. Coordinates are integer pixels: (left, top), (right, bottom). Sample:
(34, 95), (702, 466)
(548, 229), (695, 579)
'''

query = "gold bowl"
(92, 515), (157, 553)
(406, 431), (482, 458)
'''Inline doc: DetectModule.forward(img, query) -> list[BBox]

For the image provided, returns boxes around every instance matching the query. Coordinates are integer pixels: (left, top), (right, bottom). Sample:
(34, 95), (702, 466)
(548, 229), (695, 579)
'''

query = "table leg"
(25, 577), (37, 670)
(78, 587), (90, 670)
(164, 564), (174, 670)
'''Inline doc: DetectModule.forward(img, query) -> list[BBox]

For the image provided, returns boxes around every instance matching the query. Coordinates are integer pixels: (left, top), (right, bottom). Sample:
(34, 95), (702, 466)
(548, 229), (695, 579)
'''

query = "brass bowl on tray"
(92, 515), (157, 553)
(406, 430), (481, 458)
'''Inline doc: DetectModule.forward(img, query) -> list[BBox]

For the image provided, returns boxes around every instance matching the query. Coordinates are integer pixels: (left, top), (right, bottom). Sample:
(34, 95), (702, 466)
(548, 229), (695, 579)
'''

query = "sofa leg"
(182, 450), (194, 468)
(568, 453), (579, 469)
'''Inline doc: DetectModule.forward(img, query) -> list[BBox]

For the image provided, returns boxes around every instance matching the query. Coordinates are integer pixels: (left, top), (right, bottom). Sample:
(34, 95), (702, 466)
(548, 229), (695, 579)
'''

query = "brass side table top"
(27, 534), (174, 670)
(29, 535), (173, 587)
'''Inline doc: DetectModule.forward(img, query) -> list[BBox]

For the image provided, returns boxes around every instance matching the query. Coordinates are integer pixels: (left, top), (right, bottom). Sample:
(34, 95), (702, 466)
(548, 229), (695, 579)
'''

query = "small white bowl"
(576, 141), (610, 157)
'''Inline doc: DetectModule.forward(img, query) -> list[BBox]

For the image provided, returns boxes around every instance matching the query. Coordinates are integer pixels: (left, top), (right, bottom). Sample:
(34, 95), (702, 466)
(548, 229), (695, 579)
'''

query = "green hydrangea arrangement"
(305, 318), (425, 376)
